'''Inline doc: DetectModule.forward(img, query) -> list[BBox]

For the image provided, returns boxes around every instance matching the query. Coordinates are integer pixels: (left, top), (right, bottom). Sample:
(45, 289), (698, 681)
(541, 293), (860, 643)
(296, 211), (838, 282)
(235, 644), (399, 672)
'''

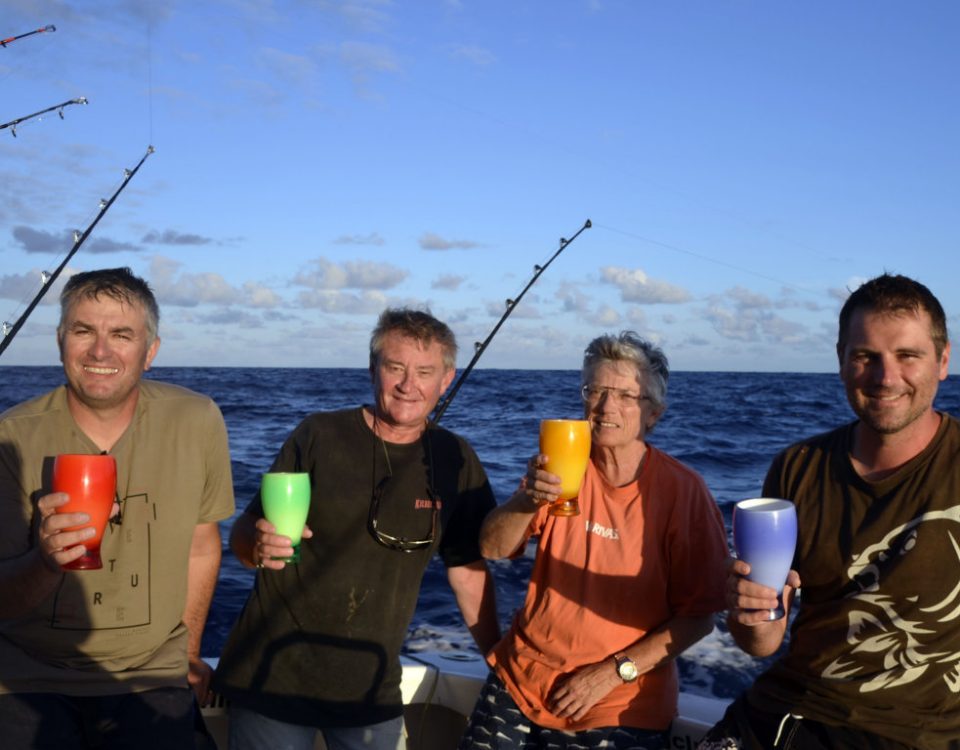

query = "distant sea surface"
(4, 366), (959, 700)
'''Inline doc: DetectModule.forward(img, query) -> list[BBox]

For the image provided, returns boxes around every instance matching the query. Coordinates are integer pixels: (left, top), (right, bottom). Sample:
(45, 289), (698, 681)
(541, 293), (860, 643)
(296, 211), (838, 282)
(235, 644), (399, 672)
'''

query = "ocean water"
(3, 366), (959, 700)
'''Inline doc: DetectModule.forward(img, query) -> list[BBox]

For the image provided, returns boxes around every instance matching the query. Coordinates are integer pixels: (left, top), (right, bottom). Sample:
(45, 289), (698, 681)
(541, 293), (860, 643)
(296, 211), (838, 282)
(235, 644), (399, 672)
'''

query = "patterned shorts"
(457, 671), (670, 750)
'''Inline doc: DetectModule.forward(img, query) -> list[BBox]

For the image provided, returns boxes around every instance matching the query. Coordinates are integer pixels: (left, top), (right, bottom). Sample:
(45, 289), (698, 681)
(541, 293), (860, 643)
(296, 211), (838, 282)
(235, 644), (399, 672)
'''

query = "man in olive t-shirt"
(0, 268), (234, 749)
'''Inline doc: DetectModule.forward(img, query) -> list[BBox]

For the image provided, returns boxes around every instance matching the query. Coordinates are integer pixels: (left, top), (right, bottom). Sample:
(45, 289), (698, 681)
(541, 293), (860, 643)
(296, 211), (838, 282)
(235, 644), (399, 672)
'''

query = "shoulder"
(295, 407), (360, 432)
(772, 423), (850, 466)
(647, 444), (709, 491)
(139, 379), (215, 406)
(0, 386), (66, 423)
(426, 426), (483, 466)
(282, 407), (366, 447)
(138, 380), (227, 431)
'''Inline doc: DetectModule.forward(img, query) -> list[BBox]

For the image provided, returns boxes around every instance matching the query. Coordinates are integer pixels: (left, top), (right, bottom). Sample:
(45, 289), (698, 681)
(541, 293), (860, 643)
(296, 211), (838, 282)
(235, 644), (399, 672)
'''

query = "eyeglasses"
(367, 434), (440, 553)
(580, 384), (649, 407)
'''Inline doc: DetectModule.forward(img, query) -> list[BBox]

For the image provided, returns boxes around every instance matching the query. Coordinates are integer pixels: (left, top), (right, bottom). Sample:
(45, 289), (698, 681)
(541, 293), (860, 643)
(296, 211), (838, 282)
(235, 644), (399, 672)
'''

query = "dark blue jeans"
(0, 688), (196, 749)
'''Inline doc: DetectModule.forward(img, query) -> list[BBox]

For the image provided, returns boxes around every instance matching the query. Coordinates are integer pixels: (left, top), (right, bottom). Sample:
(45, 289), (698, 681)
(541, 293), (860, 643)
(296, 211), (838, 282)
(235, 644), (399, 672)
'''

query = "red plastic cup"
(52, 454), (117, 570)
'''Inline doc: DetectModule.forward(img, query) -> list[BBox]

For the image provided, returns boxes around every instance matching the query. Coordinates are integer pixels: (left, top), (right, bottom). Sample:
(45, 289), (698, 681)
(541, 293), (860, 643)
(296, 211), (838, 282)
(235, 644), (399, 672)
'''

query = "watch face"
(618, 659), (638, 681)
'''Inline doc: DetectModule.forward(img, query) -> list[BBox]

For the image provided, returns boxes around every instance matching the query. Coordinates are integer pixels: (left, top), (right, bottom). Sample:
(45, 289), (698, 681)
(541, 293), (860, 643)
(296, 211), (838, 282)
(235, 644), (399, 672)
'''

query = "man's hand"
(520, 454), (562, 510)
(726, 557), (801, 625)
(188, 655), (214, 706)
(252, 517), (313, 570)
(547, 660), (620, 722)
(36, 492), (97, 571)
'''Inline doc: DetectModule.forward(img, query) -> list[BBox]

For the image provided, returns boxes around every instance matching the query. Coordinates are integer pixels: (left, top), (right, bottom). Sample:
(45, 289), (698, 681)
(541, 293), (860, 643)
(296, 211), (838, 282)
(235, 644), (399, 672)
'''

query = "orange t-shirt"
(489, 446), (728, 731)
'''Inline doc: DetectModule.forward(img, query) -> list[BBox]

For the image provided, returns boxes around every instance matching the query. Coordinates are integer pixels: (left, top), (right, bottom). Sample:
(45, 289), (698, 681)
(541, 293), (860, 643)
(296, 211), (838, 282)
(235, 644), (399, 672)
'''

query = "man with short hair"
(0, 267), (235, 747)
(698, 273), (959, 749)
(214, 308), (500, 750)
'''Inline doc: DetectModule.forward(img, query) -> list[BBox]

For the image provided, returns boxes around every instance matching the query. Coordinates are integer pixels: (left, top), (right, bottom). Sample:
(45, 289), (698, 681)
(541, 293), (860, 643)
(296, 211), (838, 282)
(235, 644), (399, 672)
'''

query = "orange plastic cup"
(539, 419), (592, 517)
(52, 454), (117, 570)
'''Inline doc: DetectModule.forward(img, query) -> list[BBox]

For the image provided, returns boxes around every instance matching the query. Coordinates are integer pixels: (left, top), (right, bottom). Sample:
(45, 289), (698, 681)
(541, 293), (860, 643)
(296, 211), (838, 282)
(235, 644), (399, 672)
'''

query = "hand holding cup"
(539, 419), (591, 517)
(258, 472), (311, 567)
(732, 498), (798, 621)
(50, 454), (117, 571)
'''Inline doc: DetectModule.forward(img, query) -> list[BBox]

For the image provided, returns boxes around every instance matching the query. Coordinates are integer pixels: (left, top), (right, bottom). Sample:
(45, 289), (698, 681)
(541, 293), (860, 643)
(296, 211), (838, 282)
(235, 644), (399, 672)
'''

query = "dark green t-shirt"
(214, 407), (495, 727)
(750, 413), (960, 749)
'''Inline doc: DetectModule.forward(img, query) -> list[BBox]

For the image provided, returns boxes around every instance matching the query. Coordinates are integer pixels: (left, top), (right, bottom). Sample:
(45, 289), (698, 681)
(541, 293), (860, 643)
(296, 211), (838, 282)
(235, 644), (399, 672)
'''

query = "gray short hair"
(58, 267), (160, 345)
(582, 331), (669, 413)
(369, 308), (457, 371)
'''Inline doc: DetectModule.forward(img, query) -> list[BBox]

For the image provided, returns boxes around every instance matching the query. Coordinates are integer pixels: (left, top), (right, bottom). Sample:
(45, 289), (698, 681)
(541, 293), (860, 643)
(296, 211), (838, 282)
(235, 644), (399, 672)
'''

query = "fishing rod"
(1, 24), (56, 48)
(432, 218), (592, 425)
(0, 145), (155, 359)
(1, 97), (88, 137)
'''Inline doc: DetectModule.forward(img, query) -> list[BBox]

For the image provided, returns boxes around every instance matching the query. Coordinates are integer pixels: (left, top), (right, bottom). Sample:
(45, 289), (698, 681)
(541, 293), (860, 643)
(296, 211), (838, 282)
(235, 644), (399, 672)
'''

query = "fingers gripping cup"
(261, 472), (311, 563)
(52, 454), (117, 571)
(539, 419), (592, 517)
(733, 498), (798, 621)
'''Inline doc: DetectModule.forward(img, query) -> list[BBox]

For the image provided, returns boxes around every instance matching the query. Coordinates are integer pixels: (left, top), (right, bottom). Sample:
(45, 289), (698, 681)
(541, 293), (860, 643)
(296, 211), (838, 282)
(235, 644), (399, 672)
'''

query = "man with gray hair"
(0, 267), (235, 747)
(215, 308), (500, 750)
(460, 331), (727, 749)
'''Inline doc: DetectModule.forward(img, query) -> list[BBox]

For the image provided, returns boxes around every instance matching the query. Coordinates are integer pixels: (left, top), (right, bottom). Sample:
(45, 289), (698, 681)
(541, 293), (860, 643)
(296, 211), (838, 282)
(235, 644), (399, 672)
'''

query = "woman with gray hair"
(460, 331), (728, 750)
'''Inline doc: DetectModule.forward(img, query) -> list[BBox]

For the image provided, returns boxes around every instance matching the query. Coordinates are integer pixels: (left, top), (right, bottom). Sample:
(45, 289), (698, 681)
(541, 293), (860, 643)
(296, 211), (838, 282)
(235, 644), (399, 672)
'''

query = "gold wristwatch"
(613, 651), (638, 682)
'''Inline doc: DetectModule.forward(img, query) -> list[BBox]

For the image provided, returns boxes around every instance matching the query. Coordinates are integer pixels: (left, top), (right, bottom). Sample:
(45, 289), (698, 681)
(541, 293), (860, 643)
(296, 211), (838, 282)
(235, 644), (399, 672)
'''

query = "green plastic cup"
(261, 472), (311, 563)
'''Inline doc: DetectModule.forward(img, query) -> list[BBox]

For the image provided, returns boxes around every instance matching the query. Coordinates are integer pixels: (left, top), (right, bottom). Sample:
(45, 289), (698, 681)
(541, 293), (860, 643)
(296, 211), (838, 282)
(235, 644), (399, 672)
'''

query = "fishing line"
(0, 145), (156, 359)
(145, 13), (154, 147)
(592, 222), (812, 297)
(431, 218), (592, 425)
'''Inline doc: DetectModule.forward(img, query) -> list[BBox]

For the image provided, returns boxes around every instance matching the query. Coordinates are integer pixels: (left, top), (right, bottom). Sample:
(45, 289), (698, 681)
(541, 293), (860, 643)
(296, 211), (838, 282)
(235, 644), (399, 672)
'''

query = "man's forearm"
(184, 523), (222, 658)
(229, 511), (259, 568)
(448, 560), (501, 654)
(479, 490), (537, 559)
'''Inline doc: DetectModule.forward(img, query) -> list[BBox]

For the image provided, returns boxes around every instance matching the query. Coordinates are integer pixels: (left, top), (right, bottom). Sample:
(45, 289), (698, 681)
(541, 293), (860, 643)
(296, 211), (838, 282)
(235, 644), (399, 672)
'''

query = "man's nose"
(88, 334), (111, 358)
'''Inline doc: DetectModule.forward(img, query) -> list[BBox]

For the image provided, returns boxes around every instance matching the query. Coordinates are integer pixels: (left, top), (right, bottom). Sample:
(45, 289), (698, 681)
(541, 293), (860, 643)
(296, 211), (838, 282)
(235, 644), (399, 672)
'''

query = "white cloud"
(142, 229), (214, 246)
(726, 285), (771, 310)
(243, 281), (283, 309)
(333, 232), (386, 246)
(296, 288), (388, 313)
(419, 232), (482, 251)
(293, 257), (408, 290)
(556, 283), (591, 314)
(600, 267), (692, 304)
(149, 256), (243, 307)
(586, 305), (621, 327)
(431, 274), (466, 291)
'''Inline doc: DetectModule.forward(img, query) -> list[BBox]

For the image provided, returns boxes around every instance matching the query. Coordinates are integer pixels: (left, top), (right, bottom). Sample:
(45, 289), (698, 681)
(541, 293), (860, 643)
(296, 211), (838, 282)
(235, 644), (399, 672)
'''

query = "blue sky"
(1, 1), (958, 372)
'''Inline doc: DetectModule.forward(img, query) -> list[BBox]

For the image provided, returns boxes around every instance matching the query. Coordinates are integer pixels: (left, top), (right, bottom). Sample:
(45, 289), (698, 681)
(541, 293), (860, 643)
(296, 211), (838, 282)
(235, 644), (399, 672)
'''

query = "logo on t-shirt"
(822, 505), (960, 693)
(585, 519), (619, 540)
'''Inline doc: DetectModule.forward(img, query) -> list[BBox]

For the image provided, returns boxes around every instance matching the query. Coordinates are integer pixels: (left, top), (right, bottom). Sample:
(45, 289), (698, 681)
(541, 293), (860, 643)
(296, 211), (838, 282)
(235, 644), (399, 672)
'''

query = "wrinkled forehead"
(583, 358), (644, 387)
(376, 333), (450, 369)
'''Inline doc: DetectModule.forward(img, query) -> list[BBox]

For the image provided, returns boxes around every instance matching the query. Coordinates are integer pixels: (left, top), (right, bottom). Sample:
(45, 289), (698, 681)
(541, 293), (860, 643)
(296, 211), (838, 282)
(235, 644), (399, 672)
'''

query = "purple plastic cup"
(733, 497), (797, 621)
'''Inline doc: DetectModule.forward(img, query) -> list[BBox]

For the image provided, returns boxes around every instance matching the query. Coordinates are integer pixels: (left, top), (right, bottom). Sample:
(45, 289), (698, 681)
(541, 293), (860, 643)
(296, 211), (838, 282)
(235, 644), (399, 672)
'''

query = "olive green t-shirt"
(0, 381), (235, 695)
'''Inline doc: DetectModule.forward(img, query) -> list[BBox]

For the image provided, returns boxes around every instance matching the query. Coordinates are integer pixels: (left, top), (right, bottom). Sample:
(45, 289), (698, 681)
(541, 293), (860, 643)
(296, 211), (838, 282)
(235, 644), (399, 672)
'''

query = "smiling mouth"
(84, 365), (119, 375)
(866, 392), (904, 403)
